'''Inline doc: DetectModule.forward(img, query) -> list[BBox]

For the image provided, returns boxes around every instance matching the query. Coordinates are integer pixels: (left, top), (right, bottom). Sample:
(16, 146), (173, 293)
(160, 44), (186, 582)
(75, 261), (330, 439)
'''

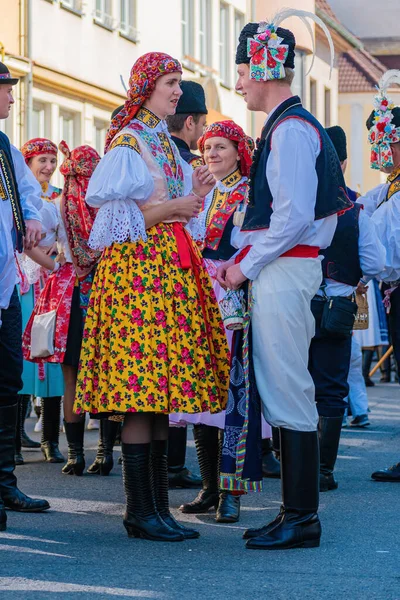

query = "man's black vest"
(202, 216), (236, 261)
(242, 96), (352, 232)
(0, 131), (25, 251)
(321, 200), (362, 287)
(171, 136), (203, 168)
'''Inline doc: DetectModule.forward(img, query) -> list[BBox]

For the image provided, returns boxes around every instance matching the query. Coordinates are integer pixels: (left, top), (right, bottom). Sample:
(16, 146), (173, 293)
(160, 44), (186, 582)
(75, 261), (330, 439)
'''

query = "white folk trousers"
(251, 257), (322, 432)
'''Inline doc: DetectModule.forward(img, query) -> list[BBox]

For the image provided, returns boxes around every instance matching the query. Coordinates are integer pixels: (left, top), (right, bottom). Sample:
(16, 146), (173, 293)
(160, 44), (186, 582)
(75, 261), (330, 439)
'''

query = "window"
(120, 0), (138, 41)
(324, 87), (331, 127)
(32, 103), (45, 138)
(199, 0), (211, 67)
(310, 79), (317, 117)
(292, 51), (305, 100)
(93, 119), (108, 156)
(60, 0), (83, 13)
(95, 0), (113, 29)
(234, 10), (244, 47)
(59, 110), (75, 149)
(182, 0), (195, 64)
(219, 2), (230, 86)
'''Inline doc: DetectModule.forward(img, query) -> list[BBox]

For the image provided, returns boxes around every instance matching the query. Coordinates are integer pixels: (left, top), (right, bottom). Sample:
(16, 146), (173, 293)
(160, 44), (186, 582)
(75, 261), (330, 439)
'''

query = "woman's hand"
(171, 195), (203, 221)
(216, 258), (235, 288)
(44, 243), (58, 256)
(192, 166), (215, 198)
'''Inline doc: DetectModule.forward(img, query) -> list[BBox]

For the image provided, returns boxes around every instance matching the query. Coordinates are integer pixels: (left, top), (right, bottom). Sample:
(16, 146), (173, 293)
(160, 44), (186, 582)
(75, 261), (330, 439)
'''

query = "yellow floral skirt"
(74, 223), (230, 415)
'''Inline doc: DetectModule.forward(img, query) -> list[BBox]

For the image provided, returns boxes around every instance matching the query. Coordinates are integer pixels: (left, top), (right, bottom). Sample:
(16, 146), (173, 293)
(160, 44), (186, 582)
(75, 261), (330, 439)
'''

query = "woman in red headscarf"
(17, 138), (65, 465)
(73, 53), (230, 542)
(23, 142), (102, 475)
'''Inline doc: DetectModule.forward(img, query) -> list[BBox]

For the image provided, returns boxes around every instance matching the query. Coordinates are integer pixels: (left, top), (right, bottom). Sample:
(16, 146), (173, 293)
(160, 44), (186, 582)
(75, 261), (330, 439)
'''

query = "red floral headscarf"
(59, 141), (102, 279)
(104, 52), (182, 153)
(198, 121), (254, 177)
(21, 138), (58, 164)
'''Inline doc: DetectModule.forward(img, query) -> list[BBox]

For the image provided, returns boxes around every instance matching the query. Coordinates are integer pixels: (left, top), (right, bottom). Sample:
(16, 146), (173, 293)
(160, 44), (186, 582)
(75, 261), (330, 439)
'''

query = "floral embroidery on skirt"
(74, 223), (230, 415)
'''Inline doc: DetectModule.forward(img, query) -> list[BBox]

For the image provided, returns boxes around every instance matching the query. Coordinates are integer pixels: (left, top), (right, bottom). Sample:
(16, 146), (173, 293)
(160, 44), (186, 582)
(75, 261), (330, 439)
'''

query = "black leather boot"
(0, 401), (50, 512)
(362, 349), (375, 387)
(122, 442), (184, 542)
(41, 397), (65, 463)
(371, 462), (400, 481)
(62, 420), (85, 475)
(168, 426), (201, 488)
(261, 438), (281, 478)
(87, 419), (120, 475)
(319, 416), (343, 492)
(216, 492), (241, 523)
(272, 427), (281, 460)
(246, 428), (321, 550)
(152, 440), (199, 539)
(19, 395), (40, 448)
(378, 345), (391, 383)
(180, 425), (220, 514)
(15, 398), (24, 466)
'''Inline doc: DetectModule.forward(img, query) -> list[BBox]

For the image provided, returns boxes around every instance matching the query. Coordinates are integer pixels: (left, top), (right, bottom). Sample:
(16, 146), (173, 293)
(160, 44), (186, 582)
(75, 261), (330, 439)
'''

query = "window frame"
(219, 1), (231, 87)
(119, 0), (139, 42)
(94, 0), (114, 30)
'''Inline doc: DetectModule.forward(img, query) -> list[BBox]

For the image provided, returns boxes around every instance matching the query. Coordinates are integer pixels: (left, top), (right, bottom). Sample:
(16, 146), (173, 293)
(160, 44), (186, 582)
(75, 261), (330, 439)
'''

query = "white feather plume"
(271, 8), (335, 78)
(378, 69), (400, 95)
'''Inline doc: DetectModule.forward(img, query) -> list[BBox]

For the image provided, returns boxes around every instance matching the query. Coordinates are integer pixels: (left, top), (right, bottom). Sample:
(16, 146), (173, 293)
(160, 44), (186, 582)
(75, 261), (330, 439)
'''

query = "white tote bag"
(30, 309), (57, 358)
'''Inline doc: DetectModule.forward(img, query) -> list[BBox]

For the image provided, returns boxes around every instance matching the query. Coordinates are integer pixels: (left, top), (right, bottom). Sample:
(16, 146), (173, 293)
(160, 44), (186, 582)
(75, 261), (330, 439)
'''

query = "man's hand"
(225, 263), (247, 290)
(24, 220), (42, 250)
(356, 281), (368, 295)
(192, 165), (215, 198)
(216, 259), (235, 288)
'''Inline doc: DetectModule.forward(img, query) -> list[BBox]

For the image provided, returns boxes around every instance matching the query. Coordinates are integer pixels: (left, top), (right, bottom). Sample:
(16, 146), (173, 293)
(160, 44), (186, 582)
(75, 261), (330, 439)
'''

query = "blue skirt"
(19, 286), (64, 397)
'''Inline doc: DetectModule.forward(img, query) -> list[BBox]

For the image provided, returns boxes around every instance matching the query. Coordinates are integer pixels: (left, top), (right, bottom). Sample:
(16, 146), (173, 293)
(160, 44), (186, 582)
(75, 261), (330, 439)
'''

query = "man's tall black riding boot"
(19, 395), (40, 448)
(246, 428), (321, 550)
(152, 439), (199, 539)
(62, 420), (85, 475)
(168, 426), (201, 488)
(319, 416), (343, 492)
(272, 426), (281, 460)
(0, 400), (50, 512)
(87, 419), (120, 475)
(122, 442), (184, 542)
(41, 397), (65, 463)
(180, 424), (220, 513)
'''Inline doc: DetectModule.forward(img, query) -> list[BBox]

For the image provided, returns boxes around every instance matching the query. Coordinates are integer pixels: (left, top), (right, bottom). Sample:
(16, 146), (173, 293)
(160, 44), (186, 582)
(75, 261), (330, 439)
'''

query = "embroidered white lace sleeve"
(89, 200), (147, 250)
(181, 159), (195, 196)
(185, 188), (213, 241)
(85, 146), (154, 208)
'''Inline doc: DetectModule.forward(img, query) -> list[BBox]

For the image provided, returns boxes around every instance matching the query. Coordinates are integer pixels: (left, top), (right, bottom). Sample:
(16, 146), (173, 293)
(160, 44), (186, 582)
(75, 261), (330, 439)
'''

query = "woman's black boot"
(41, 397), (65, 463)
(168, 426), (201, 488)
(180, 425), (220, 514)
(216, 492), (241, 523)
(62, 420), (85, 475)
(261, 438), (281, 478)
(19, 395), (40, 448)
(246, 428), (321, 550)
(362, 349), (375, 386)
(122, 442), (184, 542)
(87, 419), (120, 475)
(152, 440), (199, 539)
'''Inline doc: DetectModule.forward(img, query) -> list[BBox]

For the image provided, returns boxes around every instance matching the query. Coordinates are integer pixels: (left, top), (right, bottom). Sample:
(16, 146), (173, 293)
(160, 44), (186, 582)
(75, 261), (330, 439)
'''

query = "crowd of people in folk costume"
(1, 7), (400, 550)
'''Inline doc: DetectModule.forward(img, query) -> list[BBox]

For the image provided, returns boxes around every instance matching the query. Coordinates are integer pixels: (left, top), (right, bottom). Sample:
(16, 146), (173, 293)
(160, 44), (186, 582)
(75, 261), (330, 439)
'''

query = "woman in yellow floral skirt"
(74, 52), (229, 542)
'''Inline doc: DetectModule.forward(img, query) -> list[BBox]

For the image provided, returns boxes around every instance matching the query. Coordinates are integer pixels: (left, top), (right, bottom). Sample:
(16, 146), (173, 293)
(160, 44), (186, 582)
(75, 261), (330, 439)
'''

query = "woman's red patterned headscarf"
(198, 120), (254, 178)
(104, 52), (182, 153)
(59, 141), (102, 279)
(21, 138), (58, 164)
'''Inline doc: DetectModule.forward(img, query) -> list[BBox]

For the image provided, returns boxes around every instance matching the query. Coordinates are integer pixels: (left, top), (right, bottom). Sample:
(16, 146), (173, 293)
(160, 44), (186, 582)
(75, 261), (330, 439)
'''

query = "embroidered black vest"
(321, 201), (362, 287)
(0, 131), (25, 251)
(242, 96), (352, 232)
(202, 216), (236, 261)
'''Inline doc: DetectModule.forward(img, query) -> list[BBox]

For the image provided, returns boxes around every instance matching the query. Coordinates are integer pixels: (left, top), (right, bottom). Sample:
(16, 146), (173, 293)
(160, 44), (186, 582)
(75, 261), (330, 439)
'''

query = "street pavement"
(0, 380), (399, 600)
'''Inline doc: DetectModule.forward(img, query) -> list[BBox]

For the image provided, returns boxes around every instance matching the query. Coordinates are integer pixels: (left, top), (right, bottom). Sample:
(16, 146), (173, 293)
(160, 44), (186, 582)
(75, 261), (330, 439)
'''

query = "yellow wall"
(0, 0), (21, 57)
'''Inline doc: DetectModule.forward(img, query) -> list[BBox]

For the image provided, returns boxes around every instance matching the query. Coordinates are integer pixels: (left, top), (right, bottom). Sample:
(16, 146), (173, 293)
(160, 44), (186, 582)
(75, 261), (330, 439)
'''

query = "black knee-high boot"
(122, 442), (184, 542)
(362, 349), (375, 387)
(41, 397), (65, 463)
(19, 395), (40, 448)
(62, 420), (85, 475)
(0, 399), (50, 512)
(168, 427), (201, 488)
(152, 440), (199, 539)
(87, 419), (120, 475)
(319, 416), (343, 492)
(180, 424), (220, 513)
(246, 428), (321, 550)
(15, 397), (24, 466)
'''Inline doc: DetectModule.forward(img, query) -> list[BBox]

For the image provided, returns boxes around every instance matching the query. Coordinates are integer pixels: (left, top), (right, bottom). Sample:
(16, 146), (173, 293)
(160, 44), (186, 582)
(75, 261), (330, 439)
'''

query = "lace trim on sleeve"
(185, 212), (206, 242)
(88, 200), (147, 250)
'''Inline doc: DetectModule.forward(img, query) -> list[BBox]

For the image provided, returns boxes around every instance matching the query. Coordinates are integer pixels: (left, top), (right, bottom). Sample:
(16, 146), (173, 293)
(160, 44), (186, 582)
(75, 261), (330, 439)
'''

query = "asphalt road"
(0, 380), (399, 600)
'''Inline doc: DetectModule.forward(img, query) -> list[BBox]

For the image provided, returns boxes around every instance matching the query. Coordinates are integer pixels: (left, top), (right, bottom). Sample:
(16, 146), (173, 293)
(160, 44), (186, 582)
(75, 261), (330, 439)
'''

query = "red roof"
(339, 48), (388, 92)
